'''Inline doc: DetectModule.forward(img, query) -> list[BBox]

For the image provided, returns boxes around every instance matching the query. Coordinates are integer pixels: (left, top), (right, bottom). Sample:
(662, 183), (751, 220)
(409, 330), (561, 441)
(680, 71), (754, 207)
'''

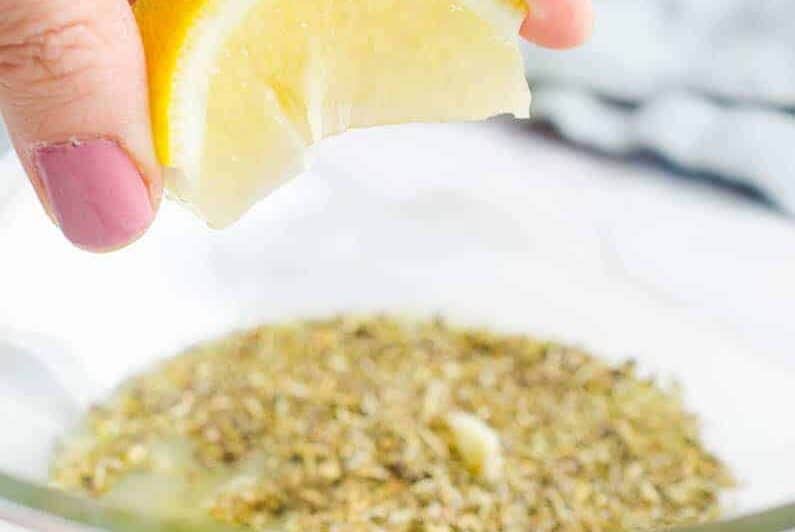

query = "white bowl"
(1, 121), (793, 530)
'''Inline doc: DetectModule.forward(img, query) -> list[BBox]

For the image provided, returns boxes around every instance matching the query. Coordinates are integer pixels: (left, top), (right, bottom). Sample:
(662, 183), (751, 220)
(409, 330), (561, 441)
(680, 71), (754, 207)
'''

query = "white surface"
(522, 0), (795, 213)
(1, 121), (795, 526)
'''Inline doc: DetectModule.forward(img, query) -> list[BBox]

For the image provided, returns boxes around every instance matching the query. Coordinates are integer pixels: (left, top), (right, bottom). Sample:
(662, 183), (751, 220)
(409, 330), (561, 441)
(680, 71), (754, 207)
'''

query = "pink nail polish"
(34, 139), (154, 252)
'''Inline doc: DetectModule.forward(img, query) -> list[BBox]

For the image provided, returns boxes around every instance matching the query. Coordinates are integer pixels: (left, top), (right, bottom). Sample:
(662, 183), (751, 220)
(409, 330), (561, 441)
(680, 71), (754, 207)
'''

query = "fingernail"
(34, 139), (154, 252)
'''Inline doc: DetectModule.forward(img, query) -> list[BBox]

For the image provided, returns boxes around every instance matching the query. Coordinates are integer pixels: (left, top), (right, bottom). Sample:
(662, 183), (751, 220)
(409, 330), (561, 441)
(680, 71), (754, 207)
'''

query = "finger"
(520, 0), (593, 49)
(0, 0), (161, 252)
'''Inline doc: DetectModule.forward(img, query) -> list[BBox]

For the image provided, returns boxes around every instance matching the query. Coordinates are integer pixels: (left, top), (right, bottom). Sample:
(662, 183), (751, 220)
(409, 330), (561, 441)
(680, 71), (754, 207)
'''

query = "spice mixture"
(51, 316), (734, 531)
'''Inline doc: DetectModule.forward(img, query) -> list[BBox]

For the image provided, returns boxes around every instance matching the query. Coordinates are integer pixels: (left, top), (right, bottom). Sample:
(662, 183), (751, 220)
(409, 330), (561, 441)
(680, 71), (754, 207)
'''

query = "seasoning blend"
(51, 317), (734, 531)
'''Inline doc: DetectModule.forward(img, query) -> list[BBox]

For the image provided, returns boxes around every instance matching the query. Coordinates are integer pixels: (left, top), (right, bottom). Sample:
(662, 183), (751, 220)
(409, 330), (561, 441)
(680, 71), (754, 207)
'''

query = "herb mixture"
(51, 316), (734, 531)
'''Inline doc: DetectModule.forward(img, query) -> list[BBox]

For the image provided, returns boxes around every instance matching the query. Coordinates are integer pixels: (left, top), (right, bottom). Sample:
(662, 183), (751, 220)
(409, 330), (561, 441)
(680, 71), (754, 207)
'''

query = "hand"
(0, 0), (160, 252)
(0, 0), (591, 252)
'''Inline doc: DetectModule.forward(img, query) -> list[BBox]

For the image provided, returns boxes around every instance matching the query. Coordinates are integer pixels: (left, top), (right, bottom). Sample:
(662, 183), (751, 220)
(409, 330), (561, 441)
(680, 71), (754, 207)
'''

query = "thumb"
(521, 0), (593, 49)
(0, 0), (160, 252)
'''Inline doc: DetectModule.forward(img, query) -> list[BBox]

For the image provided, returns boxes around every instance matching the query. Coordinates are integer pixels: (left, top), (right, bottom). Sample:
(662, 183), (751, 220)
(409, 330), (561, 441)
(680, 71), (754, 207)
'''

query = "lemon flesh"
(135, 0), (531, 227)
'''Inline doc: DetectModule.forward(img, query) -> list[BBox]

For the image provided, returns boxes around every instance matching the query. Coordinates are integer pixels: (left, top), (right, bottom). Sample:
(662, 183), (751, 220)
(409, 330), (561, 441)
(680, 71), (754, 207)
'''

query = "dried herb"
(51, 316), (734, 531)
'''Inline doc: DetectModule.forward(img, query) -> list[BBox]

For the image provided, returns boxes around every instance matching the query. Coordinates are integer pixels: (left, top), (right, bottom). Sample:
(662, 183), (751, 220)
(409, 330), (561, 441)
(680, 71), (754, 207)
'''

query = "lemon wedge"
(134, 0), (531, 227)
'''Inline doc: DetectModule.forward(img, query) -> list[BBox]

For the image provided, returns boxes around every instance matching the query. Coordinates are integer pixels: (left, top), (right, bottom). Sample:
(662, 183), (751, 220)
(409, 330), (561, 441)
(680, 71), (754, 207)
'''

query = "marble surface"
(1, 120), (794, 527)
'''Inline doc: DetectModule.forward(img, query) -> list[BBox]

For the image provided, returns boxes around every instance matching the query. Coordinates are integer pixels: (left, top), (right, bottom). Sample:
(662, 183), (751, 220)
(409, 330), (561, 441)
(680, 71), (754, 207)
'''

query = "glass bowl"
(0, 121), (793, 531)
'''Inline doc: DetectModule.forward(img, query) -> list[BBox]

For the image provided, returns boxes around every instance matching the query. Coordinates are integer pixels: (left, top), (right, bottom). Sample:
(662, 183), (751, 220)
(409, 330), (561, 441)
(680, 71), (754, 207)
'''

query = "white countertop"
(6, 119), (791, 368)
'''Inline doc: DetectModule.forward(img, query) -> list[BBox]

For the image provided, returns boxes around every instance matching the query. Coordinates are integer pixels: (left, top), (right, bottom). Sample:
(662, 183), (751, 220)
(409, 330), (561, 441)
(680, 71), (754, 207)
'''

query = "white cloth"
(522, 0), (795, 212)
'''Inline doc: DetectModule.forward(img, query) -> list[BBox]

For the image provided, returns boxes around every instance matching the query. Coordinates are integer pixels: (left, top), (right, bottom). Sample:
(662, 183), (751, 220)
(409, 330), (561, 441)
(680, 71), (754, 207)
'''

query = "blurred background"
(523, 0), (795, 212)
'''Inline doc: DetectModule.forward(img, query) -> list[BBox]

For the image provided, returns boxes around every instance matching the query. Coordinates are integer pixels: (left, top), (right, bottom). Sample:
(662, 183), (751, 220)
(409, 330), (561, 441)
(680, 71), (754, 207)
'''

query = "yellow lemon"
(134, 0), (531, 227)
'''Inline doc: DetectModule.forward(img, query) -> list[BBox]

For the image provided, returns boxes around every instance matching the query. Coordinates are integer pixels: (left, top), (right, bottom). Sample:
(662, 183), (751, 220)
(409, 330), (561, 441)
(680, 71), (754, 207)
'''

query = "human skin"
(0, 0), (592, 252)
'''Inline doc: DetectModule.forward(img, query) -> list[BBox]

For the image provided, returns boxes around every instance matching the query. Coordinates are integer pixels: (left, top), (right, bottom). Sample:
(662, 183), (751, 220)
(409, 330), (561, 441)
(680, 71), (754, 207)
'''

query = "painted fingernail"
(34, 139), (154, 252)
